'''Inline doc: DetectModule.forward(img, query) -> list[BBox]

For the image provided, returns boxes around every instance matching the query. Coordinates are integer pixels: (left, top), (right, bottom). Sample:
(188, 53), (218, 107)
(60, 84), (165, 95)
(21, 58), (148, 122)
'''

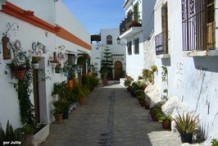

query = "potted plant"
(174, 112), (199, 143)
(159, 114), (172, 130)
(52, 99), (70, 122)
(100, 67), (110, 86)
(31, 56), (41, 69)
(8, 51), (31, 80)
(149, 102), (164, 121)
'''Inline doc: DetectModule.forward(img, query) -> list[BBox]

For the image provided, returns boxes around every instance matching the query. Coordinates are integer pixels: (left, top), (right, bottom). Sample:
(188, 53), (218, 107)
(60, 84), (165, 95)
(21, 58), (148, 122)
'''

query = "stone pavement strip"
(42, 83), (182, 146)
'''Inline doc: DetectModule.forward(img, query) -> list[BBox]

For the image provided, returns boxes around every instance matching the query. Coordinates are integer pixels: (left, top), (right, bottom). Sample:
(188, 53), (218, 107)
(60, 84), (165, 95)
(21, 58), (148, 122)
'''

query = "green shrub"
(174, 112), (199, 134)
(211, 138), (218, 146)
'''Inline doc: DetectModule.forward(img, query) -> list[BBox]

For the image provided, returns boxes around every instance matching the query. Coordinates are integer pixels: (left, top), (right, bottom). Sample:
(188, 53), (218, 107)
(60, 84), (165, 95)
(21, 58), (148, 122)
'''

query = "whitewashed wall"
(8, 0), (56, 25)
(153, 0), (218, 144)
(91, 28), (126, 79)
(122, 0), (156, 80)
(55, 1), (91, 51)
(0, 1), (90, 130)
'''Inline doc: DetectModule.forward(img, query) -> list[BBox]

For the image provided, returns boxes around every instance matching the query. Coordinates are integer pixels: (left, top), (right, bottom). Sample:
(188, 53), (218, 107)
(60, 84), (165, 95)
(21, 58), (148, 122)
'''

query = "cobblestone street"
(42, 83), (182, 146)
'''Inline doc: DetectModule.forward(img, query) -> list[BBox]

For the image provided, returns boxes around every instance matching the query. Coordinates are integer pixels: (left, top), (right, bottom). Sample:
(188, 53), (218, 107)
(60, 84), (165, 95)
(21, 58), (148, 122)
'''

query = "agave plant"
(174, 112), (199, 134)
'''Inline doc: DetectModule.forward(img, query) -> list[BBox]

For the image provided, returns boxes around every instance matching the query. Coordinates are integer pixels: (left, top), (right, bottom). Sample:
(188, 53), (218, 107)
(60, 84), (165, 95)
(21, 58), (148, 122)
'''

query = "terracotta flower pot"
(102, 79), (108, 86)
(12, 69), (27, 80)
(54, 113), (63, 123)
(162, 120), (171, 130)
(67, 80), (74, 89)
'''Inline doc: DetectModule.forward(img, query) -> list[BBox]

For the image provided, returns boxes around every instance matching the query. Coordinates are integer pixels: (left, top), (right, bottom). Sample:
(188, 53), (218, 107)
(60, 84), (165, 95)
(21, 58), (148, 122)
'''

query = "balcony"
(155, 32), (169, 58)
(119, 12), (142, 39)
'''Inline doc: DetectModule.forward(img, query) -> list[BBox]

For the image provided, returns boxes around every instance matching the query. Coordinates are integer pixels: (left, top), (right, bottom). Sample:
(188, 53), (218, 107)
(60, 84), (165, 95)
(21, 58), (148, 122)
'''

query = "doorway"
(114, 61), (123, 80)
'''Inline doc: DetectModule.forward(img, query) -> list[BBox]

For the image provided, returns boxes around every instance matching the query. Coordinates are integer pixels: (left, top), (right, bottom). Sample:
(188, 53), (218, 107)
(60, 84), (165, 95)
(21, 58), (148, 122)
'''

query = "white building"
(91, 28), (126, 80)
(151, 0), (218, 144)
(0, 0), (90, 132)
(119, 0), (156, 80)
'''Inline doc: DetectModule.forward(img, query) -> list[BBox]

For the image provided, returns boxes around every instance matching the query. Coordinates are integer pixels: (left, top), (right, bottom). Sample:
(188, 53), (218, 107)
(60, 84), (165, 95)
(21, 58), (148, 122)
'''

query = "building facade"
(151, 0), (218, 144)
(0, 0), (91, 131)
(91, 28), (126, 80)
(119, 0), (156, 80)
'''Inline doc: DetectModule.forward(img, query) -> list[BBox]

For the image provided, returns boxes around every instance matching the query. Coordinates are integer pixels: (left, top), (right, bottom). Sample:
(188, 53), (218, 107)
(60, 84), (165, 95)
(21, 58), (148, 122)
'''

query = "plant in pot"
(52, 81), (71, 120)
(124, 76), (133, 88)
(149, 102), (164, 121)
(31, 56), (41, 69)
(8, 51), (31, 80)
(136, 90), (145, 106)
(174, 112), (199, 144)
(159, 114), (172, 130)
(52, 98), (70, 122)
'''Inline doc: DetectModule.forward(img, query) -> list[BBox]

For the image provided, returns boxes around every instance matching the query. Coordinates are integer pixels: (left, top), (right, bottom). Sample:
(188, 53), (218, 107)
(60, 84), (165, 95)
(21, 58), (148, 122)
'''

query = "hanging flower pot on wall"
(31, 56), (41, 69)
(12, 69), (27, 80)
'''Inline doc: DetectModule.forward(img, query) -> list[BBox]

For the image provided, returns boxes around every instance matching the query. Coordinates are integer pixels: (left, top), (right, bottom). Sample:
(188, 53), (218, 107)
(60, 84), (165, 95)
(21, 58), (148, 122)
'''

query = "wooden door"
(114, 61), (123, 80)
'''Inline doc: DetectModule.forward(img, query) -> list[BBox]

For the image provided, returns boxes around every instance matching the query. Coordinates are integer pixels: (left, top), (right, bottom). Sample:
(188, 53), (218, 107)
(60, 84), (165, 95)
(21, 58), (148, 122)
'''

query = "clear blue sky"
(62, 0), (125, 35)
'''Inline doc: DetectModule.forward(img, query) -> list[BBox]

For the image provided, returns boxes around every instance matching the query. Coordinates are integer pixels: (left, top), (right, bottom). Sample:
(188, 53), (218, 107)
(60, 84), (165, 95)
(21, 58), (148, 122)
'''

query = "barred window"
(182, 0), (215, 51)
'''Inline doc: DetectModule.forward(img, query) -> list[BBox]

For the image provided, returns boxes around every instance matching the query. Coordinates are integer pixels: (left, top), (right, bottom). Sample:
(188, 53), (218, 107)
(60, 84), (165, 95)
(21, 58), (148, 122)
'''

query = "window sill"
(156, 54), (170, 59)
(183, 50), (218, 57)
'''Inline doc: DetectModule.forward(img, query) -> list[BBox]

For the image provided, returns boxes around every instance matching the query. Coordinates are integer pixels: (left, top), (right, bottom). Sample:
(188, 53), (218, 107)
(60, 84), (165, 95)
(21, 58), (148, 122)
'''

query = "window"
(155, 3), (168, 55)
(68, 54), (75, 65)
(106, 35), (113, 45)
(182, 0), (215, 51)
(134, 38), (139, 54)
(127, 41), (132, 55)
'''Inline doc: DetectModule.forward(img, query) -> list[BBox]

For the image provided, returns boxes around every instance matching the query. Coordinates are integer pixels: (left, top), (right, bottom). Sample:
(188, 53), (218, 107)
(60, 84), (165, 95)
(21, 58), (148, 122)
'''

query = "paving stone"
(42, 83), (182, 146)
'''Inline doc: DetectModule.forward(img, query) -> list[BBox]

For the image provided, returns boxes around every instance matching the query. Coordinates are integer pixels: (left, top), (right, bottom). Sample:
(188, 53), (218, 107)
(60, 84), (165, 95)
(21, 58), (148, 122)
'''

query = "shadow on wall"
(161, 57), (171, 66)
(193, 56), (218, 72)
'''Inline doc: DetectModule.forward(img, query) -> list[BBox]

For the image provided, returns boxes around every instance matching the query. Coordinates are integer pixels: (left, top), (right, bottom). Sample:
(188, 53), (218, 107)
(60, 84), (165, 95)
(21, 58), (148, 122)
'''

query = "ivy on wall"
(13, 70), (35, 125)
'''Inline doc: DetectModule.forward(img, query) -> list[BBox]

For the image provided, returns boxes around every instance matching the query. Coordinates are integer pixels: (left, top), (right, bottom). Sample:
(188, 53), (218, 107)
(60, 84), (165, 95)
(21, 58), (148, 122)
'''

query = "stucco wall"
(8, 0), (56, 25)
(0, 1), (90, 130)
(153, 0), (218, 143)
(91, 28), (126, 79)
(55, 1), (91, 50)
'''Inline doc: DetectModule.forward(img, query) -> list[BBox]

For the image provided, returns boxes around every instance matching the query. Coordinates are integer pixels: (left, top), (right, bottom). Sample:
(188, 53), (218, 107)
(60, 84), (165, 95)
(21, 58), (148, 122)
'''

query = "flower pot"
(63, 111), (69, 119)
(54, 113), (63, 123)
(138, 100), (145, 106)
(144, 101), (150, 110)
(102, 79), (108, 86)
(181, 133), (193, 143)
(150, 113), (158, 121)
(162, 120), (171, 130)
(55, 67), (61, 73)
(67, 80), (74, 89)
(12, 69), (27, 80)
(79, 96), (85, 105)
(72, 102), (77, 109)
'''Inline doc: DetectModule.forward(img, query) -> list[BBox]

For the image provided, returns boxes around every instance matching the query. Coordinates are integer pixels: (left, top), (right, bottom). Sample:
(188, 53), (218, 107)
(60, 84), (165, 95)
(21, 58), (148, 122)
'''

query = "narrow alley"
(42, 83), (181, 146)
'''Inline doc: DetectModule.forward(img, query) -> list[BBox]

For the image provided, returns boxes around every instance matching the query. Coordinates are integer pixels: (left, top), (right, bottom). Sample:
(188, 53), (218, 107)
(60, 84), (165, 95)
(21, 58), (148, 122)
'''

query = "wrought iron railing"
(182, 0), (215, 51)
(155, 32), (168, 55)
(119, 12), (142, 35)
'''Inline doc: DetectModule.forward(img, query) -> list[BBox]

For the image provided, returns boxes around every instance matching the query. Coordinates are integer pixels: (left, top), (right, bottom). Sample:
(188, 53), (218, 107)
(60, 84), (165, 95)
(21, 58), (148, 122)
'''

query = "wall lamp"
(117, 37), (127, 45)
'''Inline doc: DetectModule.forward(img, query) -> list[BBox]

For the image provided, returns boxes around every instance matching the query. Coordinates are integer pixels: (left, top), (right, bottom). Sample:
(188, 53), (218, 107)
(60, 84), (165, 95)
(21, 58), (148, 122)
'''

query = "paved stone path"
(42, 83), (182, 146)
